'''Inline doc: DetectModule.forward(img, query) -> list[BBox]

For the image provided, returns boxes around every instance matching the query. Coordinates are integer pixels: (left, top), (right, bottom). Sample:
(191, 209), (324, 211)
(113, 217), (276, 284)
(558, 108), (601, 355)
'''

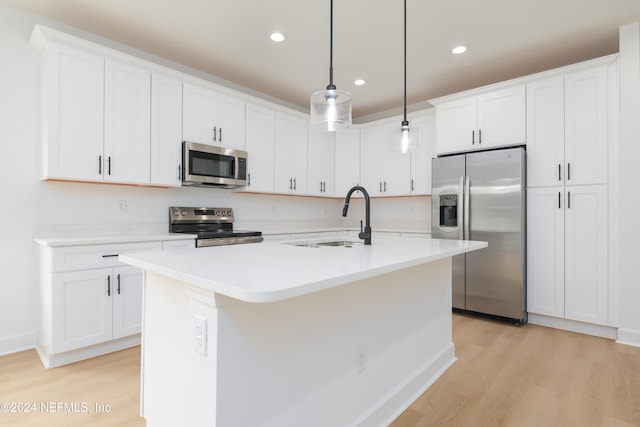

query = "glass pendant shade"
(392, 121), (418, 154)
(310, 88), (352, 131)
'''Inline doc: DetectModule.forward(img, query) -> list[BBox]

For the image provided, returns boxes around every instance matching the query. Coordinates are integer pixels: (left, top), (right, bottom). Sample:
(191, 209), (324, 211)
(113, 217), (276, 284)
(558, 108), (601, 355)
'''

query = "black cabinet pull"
(289, 178), (293, 190)
(567, 163), (571, 180)
(108, 156), (112, 175)
(248, 173), (251, 187)
(98, 155), (102, 175)
(384, 181), (387, 192)
(219, 128), (222, 142)
(117, 274), (121, 295)
(479, 129), (482, 144)
(558, 192), (561, 209)
(101, 254), (119, 258)
(568, 191), (571, 209)
(472, 130), (475, 145)
(212, 126), (217, 142)
(107, 275), (111, 296)
(380, 182), (383, 192)
(293, 178), (297, 190)
(411, 179), (414, 192)
(558, 164), (561, 181)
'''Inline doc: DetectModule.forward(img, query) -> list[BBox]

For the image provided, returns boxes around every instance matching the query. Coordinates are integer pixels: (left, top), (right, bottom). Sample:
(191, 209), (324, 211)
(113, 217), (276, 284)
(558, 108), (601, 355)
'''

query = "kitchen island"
(120, 236), (486, 427)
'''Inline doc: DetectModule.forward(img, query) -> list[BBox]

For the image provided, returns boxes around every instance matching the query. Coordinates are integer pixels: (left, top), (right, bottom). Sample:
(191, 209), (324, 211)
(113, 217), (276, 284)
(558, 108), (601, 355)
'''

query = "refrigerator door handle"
(463, 175), (470, 240)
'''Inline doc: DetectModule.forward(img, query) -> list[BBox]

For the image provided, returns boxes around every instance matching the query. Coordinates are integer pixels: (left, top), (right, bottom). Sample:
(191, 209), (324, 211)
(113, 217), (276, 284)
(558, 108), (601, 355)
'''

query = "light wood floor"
(1, 314), (639, 426)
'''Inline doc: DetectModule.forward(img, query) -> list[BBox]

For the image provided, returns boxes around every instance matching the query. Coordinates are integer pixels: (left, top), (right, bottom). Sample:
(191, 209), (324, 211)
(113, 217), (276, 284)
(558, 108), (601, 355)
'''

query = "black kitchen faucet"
(342, 186), (372, 245)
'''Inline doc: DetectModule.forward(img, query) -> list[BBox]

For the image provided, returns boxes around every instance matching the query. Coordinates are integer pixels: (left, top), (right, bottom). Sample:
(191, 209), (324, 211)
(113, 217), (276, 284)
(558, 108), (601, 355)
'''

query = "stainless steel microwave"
(182, 141), (248, 188)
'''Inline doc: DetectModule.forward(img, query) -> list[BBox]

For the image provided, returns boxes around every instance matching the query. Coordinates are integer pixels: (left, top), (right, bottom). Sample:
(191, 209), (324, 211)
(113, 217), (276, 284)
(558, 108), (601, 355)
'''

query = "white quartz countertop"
(120, 236), (487, 303)
(34, 232), (197, 247)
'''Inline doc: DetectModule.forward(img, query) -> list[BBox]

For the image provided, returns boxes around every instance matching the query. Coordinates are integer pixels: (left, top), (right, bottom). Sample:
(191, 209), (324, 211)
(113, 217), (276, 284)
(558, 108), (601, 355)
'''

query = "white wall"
(617, 24), (640, 347)
(0, 3), (430, 355)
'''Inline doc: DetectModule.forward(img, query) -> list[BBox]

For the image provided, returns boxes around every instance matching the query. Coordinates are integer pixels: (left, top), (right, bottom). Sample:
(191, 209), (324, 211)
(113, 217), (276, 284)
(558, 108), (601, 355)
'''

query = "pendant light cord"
(328, 0), (336, 90)
(403, 0), (408, 124)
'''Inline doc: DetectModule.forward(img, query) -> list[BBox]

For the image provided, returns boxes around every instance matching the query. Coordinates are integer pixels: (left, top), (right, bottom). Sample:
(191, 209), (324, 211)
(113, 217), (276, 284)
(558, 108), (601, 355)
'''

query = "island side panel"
(140, 257), (454, 427)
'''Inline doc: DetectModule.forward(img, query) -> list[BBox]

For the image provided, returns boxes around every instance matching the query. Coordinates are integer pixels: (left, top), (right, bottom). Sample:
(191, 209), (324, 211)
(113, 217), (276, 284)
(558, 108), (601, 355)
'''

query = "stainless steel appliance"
(431, 147), (526, 323)
(169, 207), (263, 247)
(182, 141), (248, 188)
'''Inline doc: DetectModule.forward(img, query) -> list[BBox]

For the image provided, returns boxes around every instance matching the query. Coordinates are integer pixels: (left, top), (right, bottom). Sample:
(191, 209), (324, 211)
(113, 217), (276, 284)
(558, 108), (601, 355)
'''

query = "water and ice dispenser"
(439, 195), (458, 227)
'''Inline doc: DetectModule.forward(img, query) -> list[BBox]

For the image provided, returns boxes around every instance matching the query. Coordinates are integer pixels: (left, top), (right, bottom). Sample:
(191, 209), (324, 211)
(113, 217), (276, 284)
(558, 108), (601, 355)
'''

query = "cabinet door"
(274, 112), (307, 193)
(410, 114), (435, 195)
(112, 266), (143, 339)
(244, 103), (275, 192)
(307, 128), (335, 196)
(564, 185), (608, 325)
(477, 85), (526, 149)
(182, 83), (218, 145)
(52, 269), (113, 353)
(150, 73), (182, 186)
(44, 43), (104, 181)
(334, 128), (361, 197)
(526, 187), (565, 318)
(435, 97), (476, 154)
(360, 125), (386, 195)
(564, 66), (608, 185)
(104, 59), (151, 184)
(217, 94), (245, 150)
(526, 77), (565, 187)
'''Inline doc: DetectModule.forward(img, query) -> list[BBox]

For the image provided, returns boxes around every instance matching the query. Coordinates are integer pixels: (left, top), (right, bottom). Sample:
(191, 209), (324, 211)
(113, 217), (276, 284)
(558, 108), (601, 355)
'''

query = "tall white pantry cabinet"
(526, 58), (617, 328)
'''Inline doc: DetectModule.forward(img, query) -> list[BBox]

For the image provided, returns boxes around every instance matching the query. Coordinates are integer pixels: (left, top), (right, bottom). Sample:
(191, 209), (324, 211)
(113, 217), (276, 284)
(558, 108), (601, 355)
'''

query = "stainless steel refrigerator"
(431, 147), (526, 323)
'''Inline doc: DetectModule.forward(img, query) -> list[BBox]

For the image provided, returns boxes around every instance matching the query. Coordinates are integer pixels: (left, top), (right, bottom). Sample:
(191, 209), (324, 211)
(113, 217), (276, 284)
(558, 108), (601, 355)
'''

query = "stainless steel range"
(169, 207), (263, 247)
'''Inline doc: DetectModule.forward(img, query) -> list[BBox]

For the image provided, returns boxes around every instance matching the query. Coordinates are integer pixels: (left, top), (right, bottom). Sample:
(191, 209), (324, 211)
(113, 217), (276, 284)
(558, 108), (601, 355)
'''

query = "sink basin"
(290, 240), (363, 248)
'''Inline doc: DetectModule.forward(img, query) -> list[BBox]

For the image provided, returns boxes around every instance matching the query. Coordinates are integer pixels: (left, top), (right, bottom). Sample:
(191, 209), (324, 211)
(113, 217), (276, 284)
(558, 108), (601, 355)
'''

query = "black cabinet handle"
(384, 181), (387, 192)
(558, 164), (561, 181)
(108, 156), (112, 175)
(219, 128), (222, 142)
(101, 254), (119, 258)
(380, 182), (382, 192)
(479, 129), (482, 144)
(293, 178), (297, 190)
(289, 178), (293, 190)
(472, 130), (475, 145)
(107, 275), (111, 296)
(411, 179), (414, 192)
(212, 126), (217, 142)
(117, 274), (121, 295)
(98, 155), (102, 175)
(567, 163), (571, 181)
(568, 191), (571, 209)
(558, 192), (561, 209)
(248, 173), (251, 187)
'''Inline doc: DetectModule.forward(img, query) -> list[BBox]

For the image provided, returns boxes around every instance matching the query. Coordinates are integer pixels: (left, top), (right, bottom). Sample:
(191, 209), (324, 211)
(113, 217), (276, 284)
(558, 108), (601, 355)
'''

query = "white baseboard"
(0, 333), (36, 356)
(37, 335), (141, 368)
(350, 343), (457, 427)
(616, 328), (640, 348)
(528, 313), (618, 340)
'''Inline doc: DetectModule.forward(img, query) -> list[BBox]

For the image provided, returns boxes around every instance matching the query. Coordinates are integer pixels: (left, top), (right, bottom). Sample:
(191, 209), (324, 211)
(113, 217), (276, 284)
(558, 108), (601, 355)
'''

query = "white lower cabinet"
(39, 239), (193, 368)
(527, 185), (608, 325)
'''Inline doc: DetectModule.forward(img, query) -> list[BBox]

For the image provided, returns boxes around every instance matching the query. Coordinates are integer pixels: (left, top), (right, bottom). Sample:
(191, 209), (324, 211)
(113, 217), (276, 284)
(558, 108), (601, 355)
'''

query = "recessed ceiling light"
(270, 32), (285, 42)
(452, 45), (467, 55)
(354, 79), (366, 86)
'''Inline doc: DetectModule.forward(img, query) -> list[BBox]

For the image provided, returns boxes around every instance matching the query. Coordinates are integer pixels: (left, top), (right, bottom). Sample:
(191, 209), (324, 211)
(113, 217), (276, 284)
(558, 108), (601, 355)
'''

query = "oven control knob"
(173, 209), (180, 216)
(181, 210), (187, 216)
(226, 210), (232, 216)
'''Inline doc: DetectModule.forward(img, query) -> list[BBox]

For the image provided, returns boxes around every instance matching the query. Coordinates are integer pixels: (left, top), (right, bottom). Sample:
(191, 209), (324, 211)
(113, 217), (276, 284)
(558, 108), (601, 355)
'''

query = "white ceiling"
(5, 0), (640, 121)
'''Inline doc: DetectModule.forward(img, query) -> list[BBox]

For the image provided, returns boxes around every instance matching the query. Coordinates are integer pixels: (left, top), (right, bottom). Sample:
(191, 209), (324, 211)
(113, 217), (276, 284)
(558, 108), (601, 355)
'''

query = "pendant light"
(310, 0), (352, 131)
(398, 0), (416, 153)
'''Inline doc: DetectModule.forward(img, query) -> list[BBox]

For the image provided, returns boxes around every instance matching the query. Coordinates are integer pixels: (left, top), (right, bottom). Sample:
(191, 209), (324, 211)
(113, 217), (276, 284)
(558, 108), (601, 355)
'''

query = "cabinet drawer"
(51, 242), (162, 272)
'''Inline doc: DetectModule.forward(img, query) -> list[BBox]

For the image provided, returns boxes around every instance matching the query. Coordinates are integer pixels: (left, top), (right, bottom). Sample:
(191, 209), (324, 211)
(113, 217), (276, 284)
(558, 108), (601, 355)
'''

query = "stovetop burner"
(169, 207), (263, 247)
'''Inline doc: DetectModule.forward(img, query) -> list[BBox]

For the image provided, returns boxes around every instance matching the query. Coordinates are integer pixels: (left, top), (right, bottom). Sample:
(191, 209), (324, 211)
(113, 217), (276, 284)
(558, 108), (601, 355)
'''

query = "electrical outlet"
(194, 315), (207, 356)
(356, 345), (366, 375)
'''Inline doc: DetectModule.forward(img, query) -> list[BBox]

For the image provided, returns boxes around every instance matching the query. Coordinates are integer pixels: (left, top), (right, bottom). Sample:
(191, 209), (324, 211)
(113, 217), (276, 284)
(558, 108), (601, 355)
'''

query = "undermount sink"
(290, 240), (364, 248)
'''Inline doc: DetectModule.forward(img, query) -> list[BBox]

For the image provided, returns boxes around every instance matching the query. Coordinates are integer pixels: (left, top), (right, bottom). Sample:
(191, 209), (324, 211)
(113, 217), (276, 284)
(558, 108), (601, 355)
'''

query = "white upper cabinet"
(41, 42), (105, 181)
(244, 103), (275, 193)
(526, 76), (565, 188)
(527, 64), (610, 187)
(150, 73), (183, 187)
(307, 128), (335, 196)
(360, 123), (411, 196)
(334, 128), (361, 197)
(182, 82), (245, 150)
(274, 112), (308, 194)
(104, 59), (151, 184)
(564, 65), (609, 186)
(434, 85), (526, 155)
(409, 113), (435, 195)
